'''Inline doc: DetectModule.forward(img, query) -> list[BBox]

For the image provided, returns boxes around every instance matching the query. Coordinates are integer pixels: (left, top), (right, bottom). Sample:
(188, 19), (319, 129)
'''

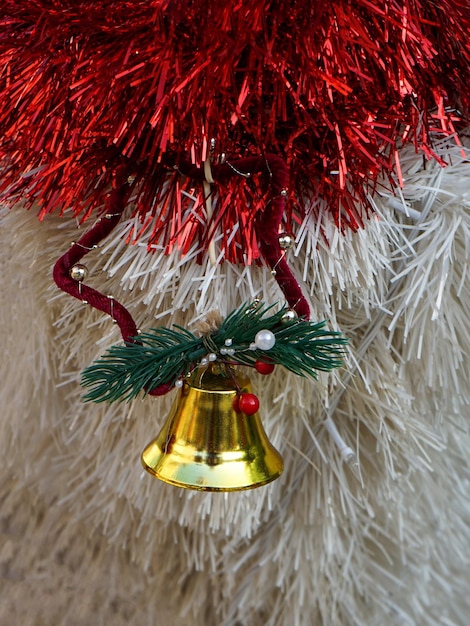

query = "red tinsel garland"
(1, 1), (469, 263)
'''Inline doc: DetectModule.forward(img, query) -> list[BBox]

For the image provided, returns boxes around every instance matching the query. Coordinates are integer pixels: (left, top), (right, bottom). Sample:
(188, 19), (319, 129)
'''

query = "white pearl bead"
(224, 338), (233, 346)
(200, 357), (209, 366)
(254, 329), (276, 350)
(208, 353), (217, 362)
(175, 380), (183, 388)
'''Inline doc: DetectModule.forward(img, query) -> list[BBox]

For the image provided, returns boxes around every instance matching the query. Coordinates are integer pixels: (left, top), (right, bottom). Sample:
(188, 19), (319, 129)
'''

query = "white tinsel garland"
(0, 137), (469, 625)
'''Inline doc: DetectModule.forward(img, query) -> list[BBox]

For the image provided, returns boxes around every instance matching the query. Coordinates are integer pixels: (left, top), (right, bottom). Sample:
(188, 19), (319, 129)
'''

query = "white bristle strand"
(0, 136), (469, 625)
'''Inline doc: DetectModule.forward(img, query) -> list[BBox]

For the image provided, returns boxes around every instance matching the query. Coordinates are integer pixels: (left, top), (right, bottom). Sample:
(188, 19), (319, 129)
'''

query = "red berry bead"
(238, 393), (260, 415)
(254, 360), (275, 375)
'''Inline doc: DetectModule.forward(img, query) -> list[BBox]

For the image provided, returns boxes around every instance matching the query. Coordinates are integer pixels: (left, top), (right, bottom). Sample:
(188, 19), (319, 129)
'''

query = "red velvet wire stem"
(52, 176), (139, 344)
(177, 154), (311, 320)
(51, 171), (182, 397)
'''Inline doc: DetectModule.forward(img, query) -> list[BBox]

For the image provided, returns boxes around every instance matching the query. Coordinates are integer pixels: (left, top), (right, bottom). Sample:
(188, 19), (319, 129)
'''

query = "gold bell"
(141, 364), (283, 491)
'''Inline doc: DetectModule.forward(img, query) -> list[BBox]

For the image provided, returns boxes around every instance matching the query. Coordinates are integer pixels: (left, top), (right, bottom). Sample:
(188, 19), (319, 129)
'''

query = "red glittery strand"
(1, 1), (469, 263)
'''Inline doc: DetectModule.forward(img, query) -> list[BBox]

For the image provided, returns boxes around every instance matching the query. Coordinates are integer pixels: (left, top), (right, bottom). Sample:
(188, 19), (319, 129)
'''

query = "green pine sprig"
(81, 302), (347, 403)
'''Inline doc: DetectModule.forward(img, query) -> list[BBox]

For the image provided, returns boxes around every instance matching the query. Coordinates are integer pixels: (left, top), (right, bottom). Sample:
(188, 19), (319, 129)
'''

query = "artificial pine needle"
(82, 302), (347, 403)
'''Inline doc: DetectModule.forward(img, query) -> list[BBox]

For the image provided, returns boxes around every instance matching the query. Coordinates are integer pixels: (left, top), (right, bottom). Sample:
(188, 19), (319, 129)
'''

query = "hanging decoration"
(50, 149), (346, 490)
(82, 303), (344, 490)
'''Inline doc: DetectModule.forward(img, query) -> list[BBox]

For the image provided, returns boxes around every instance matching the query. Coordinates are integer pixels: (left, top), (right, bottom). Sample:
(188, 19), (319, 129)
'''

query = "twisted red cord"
(52, 173), (139, 344)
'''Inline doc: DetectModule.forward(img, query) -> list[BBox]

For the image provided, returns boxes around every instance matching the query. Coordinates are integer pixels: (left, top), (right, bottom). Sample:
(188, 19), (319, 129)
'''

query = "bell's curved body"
(141, 365), (283, 491)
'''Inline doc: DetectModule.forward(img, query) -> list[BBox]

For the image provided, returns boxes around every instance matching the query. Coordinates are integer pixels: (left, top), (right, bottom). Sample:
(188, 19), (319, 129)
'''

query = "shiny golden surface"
(141, 365), (283, 491)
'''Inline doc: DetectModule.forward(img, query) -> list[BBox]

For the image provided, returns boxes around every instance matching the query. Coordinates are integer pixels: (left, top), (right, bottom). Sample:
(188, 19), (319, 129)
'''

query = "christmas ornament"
(81, 298), (345, 490)
(48, 146), (345, 490)
(141, 364), (283, 491)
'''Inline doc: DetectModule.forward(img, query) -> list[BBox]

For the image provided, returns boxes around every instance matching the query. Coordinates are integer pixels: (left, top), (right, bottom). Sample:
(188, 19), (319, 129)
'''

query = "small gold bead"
(278, 233), (295, 250)
(281, 309), (298, 323)
(69, 264), (89, 282)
